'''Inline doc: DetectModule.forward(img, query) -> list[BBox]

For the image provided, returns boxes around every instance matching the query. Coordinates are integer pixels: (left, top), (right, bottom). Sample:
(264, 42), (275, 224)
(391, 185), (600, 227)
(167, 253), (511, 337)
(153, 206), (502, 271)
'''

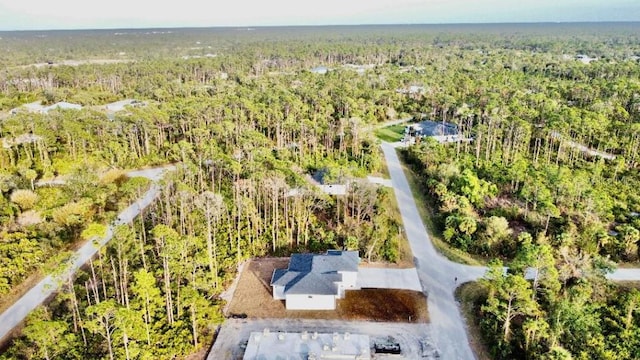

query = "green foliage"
(374, 124), (406, 142)
(3, 23), (640, 359)
(454, 169), (497, 208)
(0, 231), (45, 295)
(21, 307), (76, 360)
(10, 189), (39, 211)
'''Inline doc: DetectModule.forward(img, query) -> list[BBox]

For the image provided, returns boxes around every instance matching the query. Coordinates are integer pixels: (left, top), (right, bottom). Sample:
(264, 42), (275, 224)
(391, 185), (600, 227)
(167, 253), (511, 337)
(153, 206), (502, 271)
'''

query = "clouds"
(0, 0), (637, 30)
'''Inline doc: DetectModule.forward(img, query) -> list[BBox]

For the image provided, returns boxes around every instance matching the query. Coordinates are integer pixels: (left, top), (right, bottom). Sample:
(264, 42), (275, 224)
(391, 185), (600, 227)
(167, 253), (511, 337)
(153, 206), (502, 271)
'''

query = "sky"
(0, 0), (638, 31)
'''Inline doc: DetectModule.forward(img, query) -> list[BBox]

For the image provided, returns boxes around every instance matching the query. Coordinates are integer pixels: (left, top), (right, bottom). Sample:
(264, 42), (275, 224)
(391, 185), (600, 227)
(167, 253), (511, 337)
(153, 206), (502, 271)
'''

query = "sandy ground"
(225, 258), (428, 323)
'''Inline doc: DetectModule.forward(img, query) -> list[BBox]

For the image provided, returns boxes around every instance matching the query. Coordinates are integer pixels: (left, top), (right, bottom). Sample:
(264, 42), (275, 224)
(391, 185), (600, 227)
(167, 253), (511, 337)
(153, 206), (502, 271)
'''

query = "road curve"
(381, 141), (640, 359)
(0, 165), (175, 343)
(381, 142), (484, 359)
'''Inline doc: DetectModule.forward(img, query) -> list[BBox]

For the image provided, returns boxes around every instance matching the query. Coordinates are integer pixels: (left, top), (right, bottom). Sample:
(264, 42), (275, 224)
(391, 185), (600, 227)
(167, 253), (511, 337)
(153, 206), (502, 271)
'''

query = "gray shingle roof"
(288, 254), (314, 272)
(413, 120), (458, 137)
(271, 250), (359, 296)
(271, 268), (293, 285)
(286, 272), (339, 295)
(313, 251), (359, 273)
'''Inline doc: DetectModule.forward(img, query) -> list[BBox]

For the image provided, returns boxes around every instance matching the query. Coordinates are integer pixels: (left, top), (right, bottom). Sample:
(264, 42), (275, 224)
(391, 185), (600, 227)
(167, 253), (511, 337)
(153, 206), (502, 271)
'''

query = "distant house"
(405, 120), (461, 143)
(317, 184), (347, 196)
(343, 63), (376, 74)
(271, 250), (360, 310)
(103, 99), (144, 112)
(1, 133), (43, 149)
(575, 54), (597, 64)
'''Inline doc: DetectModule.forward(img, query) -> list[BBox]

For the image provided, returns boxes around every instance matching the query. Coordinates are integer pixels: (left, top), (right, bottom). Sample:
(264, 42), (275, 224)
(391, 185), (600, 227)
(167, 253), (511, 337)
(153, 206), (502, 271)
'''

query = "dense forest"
(0, 23), (639, 359)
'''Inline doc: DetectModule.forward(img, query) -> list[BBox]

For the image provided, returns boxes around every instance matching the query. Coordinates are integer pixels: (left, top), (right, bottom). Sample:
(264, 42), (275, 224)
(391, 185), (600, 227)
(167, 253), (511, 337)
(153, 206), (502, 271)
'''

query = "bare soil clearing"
(226, 258), (428, 323)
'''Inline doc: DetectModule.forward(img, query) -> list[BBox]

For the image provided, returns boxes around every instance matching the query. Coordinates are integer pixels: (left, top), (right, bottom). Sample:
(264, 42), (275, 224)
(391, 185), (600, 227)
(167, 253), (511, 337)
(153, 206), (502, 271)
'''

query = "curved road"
(381, 141), (637, 359)
(1, 139), (634, 355)
(0, 165), (175, 343)
(382, 142), (485, 359)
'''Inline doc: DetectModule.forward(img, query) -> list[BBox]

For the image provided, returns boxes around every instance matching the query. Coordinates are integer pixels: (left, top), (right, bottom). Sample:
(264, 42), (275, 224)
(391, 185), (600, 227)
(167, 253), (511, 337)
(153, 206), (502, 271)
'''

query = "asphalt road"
(382, 142), (486, 359)
(381, 141), (638, 359)
(0, 165), (175, 343)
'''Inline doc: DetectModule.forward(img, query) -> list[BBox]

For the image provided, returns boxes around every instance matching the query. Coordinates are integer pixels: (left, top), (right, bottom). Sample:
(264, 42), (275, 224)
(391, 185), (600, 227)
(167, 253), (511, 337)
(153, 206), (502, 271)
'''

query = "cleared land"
(226, 258), (428, 323)
(374, 124), (406, 142)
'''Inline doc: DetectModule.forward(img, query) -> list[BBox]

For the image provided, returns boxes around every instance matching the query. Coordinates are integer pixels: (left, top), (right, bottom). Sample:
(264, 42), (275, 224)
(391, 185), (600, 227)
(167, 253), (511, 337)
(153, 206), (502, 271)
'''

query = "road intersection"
(2, 137), (638, 358)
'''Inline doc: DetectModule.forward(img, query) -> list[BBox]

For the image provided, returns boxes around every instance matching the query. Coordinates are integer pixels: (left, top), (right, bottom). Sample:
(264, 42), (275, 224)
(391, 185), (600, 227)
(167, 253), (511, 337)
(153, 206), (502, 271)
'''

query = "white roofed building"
(243, 330), (370, 360)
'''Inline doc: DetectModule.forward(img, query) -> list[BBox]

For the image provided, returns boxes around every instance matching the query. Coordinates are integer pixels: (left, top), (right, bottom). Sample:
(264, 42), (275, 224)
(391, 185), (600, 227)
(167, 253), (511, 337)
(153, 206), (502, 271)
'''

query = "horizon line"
(1, 20), (639, 33)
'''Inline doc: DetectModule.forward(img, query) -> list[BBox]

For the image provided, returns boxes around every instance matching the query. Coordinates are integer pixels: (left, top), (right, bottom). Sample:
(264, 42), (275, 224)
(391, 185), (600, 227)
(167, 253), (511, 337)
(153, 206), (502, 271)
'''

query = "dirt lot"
(226, 258), (428, 323)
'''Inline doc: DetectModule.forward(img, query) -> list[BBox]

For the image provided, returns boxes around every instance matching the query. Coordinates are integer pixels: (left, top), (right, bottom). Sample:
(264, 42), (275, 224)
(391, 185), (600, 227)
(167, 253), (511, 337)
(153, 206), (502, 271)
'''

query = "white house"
(1, 133), (43, 149)
(396, 85), (425, 95)
(317, 184), (347, 196)
(271, 250), (360, 310)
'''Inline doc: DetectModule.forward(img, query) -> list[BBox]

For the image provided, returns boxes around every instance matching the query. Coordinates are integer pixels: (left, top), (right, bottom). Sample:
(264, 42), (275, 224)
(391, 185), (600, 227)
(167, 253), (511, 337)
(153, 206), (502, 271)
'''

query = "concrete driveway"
(356, 268), (422, 291)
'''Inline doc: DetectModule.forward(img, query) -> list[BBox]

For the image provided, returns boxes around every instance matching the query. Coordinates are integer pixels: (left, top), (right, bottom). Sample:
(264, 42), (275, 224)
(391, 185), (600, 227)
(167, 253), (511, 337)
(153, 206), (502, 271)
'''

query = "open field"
(226, 258), (428, 323)
(375, 124), (406, 142)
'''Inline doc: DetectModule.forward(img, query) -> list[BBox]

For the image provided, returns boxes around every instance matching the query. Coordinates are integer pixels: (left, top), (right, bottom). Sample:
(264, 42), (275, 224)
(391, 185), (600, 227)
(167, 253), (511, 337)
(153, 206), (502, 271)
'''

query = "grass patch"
(383, 186), (414, 268)
(374, 124), (405, 142)
(398, 150), (486, 266)
(372, 147), (391, 178)
(455, 282), (492, 360)
(369, 147), (411, 267)
(617, 281), (640, 289)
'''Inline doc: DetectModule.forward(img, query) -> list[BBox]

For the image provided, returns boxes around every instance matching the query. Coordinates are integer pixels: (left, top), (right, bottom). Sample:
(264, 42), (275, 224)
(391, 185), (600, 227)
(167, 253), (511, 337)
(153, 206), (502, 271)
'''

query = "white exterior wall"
(285, 294), (336, 310)
(272, 285), (286, 300)
(431, 135), (461, 143)
(340, 271), (358, 289)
